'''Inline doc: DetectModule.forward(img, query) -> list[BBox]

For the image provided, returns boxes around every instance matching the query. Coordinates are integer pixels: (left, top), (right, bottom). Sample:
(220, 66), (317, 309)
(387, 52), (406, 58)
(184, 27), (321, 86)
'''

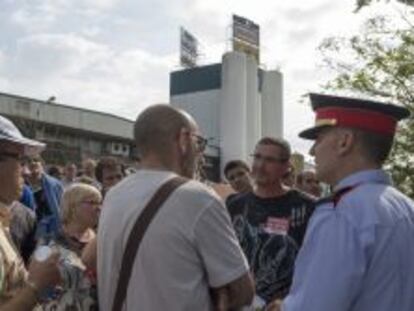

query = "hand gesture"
(28, 252), (61, 290)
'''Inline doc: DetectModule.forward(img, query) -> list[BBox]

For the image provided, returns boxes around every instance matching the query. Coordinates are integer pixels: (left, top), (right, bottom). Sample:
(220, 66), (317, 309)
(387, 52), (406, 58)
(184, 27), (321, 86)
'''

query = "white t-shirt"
(98, 170), (249, 311)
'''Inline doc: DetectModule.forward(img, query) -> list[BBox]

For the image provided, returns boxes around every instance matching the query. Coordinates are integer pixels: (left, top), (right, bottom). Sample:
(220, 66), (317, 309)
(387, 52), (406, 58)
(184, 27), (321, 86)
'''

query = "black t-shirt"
(227, 189), (315, 302)
(33, 188), (52, 220)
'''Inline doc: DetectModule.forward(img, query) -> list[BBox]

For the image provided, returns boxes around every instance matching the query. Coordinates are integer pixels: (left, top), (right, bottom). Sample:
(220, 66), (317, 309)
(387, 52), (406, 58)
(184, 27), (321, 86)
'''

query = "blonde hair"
(61, 183), (102, 225)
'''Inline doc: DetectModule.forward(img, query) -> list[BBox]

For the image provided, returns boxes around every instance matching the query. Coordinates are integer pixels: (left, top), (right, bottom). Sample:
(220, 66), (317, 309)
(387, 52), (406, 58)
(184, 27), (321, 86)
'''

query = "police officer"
(278, 93), (414, 311)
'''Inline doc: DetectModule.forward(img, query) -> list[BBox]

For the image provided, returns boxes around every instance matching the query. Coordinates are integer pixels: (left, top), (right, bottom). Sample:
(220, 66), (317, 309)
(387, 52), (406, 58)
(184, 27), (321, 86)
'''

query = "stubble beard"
(181, 150), (196, 179)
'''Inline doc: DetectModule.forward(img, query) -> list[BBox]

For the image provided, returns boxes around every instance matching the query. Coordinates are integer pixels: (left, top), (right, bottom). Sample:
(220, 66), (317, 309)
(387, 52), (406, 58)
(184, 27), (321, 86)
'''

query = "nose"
(309, 143), (316, 156)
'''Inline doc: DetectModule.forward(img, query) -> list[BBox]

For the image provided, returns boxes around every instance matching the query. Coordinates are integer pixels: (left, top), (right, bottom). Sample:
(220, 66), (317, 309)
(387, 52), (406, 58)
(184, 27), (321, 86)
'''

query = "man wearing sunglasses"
(0, 115), (61, 310)
(98, 105), (254, 311)
(227, 137), (315, 308)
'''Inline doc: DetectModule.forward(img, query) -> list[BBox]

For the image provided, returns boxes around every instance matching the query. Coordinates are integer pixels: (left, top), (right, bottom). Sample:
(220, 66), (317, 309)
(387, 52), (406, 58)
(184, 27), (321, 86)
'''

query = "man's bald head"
(134, 104), (193, 159)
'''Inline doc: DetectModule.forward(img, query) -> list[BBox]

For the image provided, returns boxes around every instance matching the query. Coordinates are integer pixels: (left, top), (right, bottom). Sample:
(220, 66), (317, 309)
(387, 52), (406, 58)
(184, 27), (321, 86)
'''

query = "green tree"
(356, 0), (414, 12)
(319, 13), (414, 197)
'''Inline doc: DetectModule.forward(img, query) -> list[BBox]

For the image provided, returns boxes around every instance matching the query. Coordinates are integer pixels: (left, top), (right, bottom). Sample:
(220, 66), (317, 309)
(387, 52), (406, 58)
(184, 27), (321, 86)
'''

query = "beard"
(180, 148), (197, 179)
(252, 169), (269, 185)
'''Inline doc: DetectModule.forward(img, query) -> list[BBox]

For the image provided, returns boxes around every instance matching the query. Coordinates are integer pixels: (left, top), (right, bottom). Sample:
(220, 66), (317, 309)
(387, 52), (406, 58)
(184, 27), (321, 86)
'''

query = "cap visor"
(22, 138), (45, 157)
(299, 125), (331, 140)
(3, 136), (46, 156)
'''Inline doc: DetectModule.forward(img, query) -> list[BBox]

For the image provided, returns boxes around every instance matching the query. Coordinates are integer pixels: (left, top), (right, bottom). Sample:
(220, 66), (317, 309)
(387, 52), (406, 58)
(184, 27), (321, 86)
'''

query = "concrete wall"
(171, 89), (220, 157)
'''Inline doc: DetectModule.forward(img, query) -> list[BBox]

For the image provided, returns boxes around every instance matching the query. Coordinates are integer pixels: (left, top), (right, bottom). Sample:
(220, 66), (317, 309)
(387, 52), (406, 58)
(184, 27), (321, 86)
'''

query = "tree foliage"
(356, 0), (414, 12)
(319, 13), (414, 197)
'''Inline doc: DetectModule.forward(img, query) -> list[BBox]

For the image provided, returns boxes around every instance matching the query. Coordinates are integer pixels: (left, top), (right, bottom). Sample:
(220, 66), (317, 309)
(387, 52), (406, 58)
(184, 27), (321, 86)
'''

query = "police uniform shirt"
(282, 169), (414, 311)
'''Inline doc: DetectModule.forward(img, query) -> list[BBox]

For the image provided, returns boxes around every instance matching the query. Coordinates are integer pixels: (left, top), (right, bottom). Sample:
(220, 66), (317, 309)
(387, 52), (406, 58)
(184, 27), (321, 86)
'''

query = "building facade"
(0, 92), (135, 165)
(170, 51), (284, 181)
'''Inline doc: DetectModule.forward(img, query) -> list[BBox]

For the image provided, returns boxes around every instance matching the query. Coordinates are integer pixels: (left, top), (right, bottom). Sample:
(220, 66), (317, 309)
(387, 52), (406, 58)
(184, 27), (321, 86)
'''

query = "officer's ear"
(336, 128), (356, 156)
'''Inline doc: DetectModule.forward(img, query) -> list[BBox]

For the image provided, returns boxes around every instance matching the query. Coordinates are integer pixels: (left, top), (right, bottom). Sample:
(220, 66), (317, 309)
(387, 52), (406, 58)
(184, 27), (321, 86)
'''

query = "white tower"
(221, 52), (248, 168)
(245, 55), (261, 156)
(170, 52), (284, 180)
(261, 70), (284, 138)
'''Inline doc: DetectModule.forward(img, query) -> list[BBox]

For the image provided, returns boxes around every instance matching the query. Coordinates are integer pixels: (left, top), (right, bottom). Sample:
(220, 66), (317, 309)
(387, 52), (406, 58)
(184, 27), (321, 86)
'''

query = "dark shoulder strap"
(111, 176), (189, 311)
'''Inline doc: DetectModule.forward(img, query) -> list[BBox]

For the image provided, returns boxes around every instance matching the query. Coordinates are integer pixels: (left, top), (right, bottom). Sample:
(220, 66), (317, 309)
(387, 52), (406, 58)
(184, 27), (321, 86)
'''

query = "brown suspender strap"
(111, 176), (189, 311)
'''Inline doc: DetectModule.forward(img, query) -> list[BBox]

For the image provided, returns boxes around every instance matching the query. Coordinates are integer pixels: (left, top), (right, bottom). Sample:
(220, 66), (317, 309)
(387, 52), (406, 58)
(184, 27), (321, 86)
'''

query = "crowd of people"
(0, 92), (414, 311)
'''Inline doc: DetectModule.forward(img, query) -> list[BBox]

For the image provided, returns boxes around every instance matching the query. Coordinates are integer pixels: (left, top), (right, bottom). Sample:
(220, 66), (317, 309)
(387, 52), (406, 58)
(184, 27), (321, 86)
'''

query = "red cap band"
(316, 107), (397, 135)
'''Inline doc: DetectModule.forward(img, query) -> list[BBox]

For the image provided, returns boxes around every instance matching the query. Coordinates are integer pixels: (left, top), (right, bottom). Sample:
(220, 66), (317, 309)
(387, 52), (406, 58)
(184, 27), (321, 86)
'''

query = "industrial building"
(0, 92), (135, 165)
(170, 51), (283, 180)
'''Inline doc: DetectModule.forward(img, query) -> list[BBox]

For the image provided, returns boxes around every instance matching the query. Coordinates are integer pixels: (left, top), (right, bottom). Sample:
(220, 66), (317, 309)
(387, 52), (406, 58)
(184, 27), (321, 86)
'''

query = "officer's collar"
(334, 169), (392, 193)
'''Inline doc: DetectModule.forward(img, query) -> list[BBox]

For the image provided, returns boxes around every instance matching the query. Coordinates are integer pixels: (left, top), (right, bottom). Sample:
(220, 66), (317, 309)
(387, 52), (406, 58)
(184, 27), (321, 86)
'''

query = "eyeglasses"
(191, 133), (208, 152)
(250, 153), (289, 164)
(0, 152), (23, 163)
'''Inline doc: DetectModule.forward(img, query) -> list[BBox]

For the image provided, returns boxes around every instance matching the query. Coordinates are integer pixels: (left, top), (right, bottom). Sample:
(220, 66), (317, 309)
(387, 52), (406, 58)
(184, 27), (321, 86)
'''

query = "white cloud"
(9, 0), (121, 37)
(0, 49), (4, 67)
(2, 30), (174, 119)
(78, 0), (121, 10)
(11, 6), (58, 32)
(0, 0), (408, 156)
(8, 33), (110, 80)
(0, 49), (9, 90)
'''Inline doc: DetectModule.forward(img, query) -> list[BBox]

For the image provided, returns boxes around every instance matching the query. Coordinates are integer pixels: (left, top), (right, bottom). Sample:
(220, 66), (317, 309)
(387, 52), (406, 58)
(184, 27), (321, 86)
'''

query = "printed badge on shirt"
(263, 217), (290, 235)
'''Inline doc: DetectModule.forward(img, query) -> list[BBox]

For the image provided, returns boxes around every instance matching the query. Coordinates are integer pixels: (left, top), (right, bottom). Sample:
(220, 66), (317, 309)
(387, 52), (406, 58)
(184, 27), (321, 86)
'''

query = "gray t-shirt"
(98, 170), (249, 311)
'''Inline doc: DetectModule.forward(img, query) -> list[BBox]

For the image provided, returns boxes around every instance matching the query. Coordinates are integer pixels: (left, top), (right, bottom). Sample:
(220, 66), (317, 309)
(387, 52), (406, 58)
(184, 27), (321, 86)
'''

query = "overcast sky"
(0, 0), (405, 154)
